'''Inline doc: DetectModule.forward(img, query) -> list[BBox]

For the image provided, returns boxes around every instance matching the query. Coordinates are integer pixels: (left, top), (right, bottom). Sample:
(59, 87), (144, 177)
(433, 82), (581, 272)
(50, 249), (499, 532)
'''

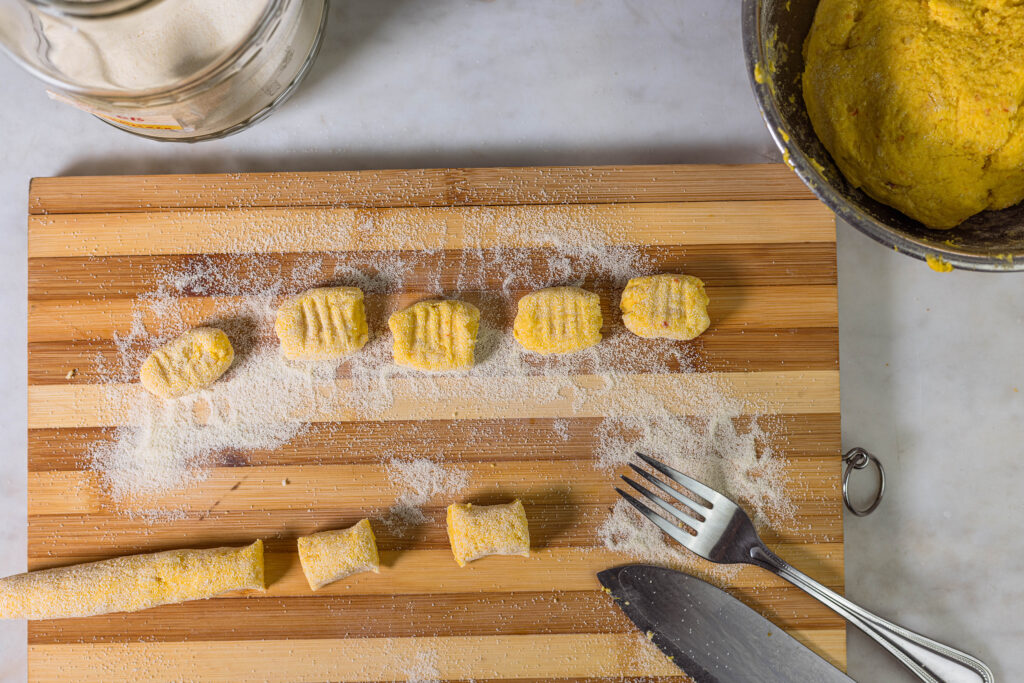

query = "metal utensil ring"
(842, 447), (884, 516)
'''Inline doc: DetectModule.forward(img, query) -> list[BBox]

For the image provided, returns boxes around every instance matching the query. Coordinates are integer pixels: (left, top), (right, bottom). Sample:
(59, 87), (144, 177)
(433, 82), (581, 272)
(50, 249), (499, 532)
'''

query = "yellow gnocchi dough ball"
(388, 299), (481, 371)
(275, 287), (369, 360)
(446, 500), (530, 567)
(803, 0), (1024, 228)
(620, 274), (710, 341)
(512, 286), (602, 354)
(297, 519), (379, 590)
(140, 327), (234, 398)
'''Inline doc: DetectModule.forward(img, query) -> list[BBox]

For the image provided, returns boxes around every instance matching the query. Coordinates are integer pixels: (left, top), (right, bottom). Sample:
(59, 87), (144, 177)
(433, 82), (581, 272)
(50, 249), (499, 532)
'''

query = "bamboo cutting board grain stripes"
(26, 164), (843, 682)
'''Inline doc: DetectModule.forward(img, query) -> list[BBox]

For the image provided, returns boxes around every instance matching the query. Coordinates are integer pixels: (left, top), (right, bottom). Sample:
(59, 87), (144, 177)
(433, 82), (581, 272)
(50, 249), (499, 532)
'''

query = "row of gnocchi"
(0, 500), (529, 619)
(140, 273), (710, 397)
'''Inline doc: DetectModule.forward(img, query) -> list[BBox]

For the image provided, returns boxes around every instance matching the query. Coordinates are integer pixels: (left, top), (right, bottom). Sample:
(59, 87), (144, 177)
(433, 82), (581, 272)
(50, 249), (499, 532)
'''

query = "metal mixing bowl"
(742, 0), (1024, 271)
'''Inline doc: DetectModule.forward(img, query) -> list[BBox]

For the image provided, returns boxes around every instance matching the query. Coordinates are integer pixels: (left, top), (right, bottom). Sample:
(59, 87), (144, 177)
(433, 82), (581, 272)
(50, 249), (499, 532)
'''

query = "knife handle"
(751, 546), (994, 683)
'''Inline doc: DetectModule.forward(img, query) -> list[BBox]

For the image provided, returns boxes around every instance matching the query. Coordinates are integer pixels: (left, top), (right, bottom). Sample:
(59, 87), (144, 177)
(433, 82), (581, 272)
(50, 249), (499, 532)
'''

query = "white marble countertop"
(0, 1), (1020, 680)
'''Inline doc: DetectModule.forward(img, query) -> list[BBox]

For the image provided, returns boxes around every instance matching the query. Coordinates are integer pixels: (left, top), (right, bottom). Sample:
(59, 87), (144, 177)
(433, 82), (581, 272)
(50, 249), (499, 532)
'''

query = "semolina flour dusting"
(86, 203), (795, 572)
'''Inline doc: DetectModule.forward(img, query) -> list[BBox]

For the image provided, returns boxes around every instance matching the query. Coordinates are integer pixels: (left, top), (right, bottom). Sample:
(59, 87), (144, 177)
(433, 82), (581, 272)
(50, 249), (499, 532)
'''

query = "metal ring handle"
(842, 447), (885, 516)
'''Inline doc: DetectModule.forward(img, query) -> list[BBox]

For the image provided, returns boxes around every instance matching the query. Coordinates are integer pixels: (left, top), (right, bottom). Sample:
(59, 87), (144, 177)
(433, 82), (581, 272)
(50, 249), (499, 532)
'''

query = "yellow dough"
(446, 500), (530, 567)
(389, 299), (480, 371)
(297, 519), (380, 590)
(139, 327), (234, 398)
(513, 286), (602, 354)
(0, 540), (264, 619)
(620, 274), (710, 341)
(803, 0), (1024, 228)
(275, 286), (369, 360)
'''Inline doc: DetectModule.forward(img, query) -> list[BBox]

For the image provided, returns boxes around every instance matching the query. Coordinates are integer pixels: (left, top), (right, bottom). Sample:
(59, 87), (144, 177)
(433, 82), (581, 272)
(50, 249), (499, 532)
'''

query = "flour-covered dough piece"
(513, 286), (602, 354)
(140, 327), (234, 398)
(446, 500), (530, 567)
(620, 274), (710, 341)
(275, 287), (369, 360)
(0, 540), (264, 620)
(297, 519), (380, 590)
(388, 299), (480, 371)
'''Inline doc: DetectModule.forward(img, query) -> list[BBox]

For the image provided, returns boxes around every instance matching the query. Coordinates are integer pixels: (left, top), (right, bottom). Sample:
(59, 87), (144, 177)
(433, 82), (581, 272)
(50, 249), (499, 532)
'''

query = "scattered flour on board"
(87, 202), (796, 576)
(400, 649), (440, 683)
(382, 457), (469, 535)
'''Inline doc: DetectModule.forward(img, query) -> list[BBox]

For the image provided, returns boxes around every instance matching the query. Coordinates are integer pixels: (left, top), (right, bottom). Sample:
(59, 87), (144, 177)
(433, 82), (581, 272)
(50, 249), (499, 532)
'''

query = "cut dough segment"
(297, 519), (380, 590)
(140, 327), (234, 398)
(275, 286), (369, 360)
(446, 500), (530, 567)
(513, 286), (602, 354)
(0, 540), (264, 620)
(620, 274), (710, 341)
(389, 299), (480, 371)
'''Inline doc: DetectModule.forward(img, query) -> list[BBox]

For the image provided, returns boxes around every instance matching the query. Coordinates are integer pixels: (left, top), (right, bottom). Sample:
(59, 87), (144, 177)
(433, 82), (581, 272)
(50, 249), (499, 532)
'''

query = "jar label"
(47, 91), (186, 131)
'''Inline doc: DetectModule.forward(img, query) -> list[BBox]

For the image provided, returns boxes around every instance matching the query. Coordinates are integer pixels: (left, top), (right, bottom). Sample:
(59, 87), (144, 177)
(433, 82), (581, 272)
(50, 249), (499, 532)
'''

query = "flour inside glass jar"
(39, 0), (271, 91)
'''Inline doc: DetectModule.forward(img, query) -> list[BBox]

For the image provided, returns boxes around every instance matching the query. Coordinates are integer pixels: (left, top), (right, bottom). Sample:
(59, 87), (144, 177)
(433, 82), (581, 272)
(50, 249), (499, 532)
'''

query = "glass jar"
(0, 0), (328, 141)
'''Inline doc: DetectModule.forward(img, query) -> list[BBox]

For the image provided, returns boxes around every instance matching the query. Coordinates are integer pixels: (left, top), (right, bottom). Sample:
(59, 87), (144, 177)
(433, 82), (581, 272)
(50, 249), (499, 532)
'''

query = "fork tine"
(627, 463), (708, 519)
(614, 487), (698, 551)
(636, 452), (722, 506)
(621, 475), (703, 532)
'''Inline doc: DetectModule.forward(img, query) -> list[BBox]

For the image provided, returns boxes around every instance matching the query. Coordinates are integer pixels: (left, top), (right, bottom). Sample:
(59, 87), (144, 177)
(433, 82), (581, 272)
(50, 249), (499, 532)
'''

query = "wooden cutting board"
(26, 164), (843, 682)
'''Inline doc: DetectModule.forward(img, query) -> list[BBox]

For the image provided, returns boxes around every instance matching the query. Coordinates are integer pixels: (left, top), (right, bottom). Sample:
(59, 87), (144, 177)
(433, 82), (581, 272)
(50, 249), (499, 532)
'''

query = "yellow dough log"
(620, 274), (710, 341)
(275, 287), (369, 360)
(139, 326), (234, 398)
(803, 0), (1024, 228)
(446, 500), (530, 567)
(0, 540), (264, 620)
(297, 519), (380, 590)
(388, 299), (480, 371)
(512, 286), (602, 354)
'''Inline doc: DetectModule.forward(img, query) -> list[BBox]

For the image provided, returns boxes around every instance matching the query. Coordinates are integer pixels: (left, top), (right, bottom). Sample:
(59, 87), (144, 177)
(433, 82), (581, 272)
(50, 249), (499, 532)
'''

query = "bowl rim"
(740, 0), (1024, 272)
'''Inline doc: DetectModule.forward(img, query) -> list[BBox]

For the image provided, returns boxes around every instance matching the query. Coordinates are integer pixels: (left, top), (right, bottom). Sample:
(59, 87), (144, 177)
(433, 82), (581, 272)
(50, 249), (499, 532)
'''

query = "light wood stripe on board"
(27, 201), (836, 258)
(28, 458), (845, 517)
(27, 631), (846, 682)
(27, 370), (841, 429)
(28, 164), (817, 214)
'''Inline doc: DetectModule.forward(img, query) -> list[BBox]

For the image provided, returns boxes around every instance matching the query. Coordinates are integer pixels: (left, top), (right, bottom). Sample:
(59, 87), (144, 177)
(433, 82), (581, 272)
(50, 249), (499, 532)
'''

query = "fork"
(618, 452), (994, 683)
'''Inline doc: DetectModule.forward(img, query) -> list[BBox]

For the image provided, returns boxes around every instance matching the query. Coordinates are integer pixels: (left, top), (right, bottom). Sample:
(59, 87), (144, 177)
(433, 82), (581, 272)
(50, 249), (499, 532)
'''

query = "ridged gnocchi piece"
(446, 500), (530, 567)
(140, 327), (234, 398)
(0, 540), (264, 620)
(275, 287), (369, 360)
(388, 299), (480, 371)
(297, 519), (379, 590)
(620, 274), (710, 341)
(513, 286), (602, 354)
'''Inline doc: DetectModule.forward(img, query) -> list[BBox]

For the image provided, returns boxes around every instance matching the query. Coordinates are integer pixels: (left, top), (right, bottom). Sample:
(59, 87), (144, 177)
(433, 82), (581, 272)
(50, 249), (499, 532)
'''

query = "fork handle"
(751, 546), (994, 683)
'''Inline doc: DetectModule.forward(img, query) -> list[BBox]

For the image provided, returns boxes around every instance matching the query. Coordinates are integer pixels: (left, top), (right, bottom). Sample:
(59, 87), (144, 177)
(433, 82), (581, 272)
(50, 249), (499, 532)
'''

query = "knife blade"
(598, 564), (853, 683)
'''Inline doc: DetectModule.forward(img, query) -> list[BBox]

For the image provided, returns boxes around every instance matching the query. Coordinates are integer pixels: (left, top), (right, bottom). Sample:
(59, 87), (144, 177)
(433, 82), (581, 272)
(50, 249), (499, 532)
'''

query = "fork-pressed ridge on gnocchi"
(620, 274), (710, 341)
(513, 286), (602, 354)
(139, 327), (235, 398)
(388, 299), (481, 371)
(275, 286), (369, 360)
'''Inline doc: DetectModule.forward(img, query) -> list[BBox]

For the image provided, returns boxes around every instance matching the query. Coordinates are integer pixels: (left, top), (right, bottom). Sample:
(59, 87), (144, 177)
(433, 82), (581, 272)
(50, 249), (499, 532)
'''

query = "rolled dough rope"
(446, 500), (530, 567)
(297, 518), (380, 590)
(0, 540), (264, 620)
